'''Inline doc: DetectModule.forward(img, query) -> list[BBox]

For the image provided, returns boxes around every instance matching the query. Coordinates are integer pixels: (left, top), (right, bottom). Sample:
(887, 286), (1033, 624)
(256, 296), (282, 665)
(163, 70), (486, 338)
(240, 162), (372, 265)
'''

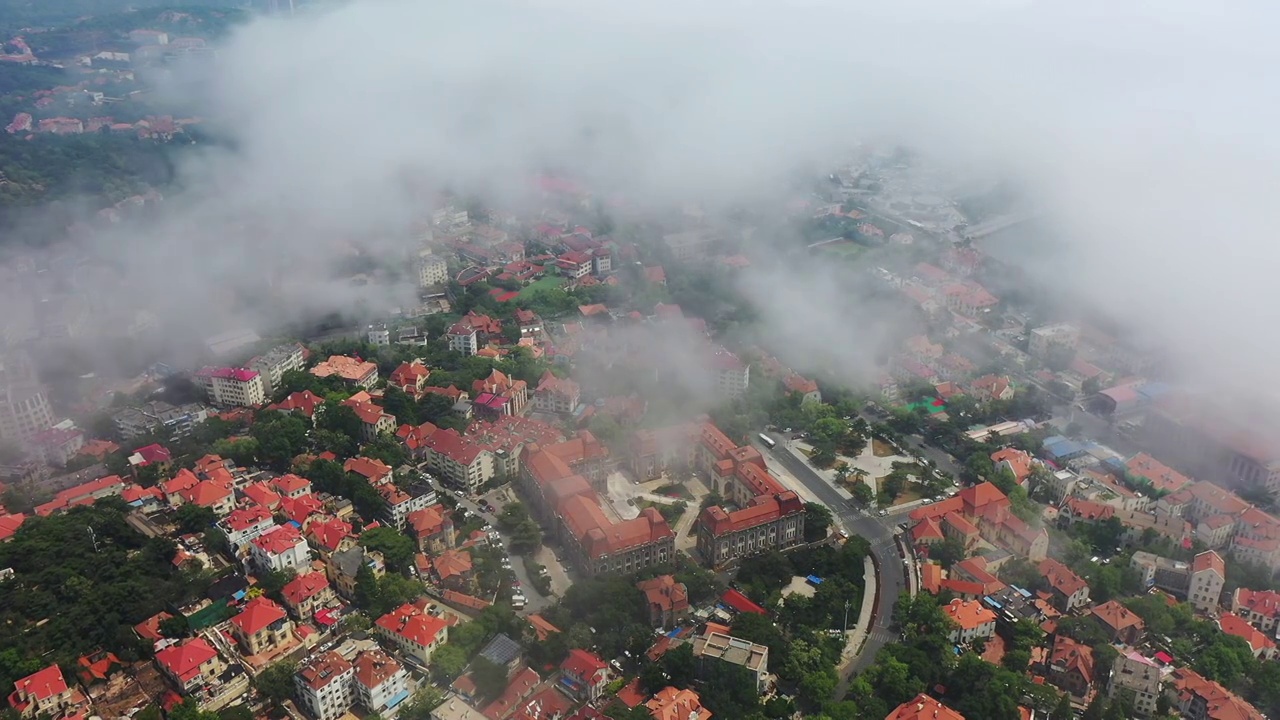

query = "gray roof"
(332, 547), (365, 577)
(478, 633), (522, 667)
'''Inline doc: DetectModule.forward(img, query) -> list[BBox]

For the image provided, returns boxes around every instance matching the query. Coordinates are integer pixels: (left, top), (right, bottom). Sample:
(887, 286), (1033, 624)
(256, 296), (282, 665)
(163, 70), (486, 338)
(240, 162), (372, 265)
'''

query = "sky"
(23, 0), (1280, 398)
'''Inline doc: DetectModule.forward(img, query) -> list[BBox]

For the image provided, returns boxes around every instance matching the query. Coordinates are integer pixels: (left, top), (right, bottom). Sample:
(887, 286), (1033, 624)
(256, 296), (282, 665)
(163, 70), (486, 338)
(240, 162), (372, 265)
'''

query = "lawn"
(518, 275), (564, 298)
(819, 239), (865, 257)
(872, 438), (896, 457)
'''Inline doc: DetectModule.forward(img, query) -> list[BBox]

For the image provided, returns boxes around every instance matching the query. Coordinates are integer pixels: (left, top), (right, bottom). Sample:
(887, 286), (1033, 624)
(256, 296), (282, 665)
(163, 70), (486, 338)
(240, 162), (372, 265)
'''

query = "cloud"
(36, 0), (1280, 397)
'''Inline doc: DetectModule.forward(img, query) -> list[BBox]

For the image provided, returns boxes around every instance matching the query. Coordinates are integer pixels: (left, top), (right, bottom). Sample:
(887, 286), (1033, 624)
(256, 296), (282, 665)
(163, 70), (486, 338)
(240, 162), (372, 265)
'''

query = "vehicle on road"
(877, 509), (888, 517)
(758, 433), (776, 449)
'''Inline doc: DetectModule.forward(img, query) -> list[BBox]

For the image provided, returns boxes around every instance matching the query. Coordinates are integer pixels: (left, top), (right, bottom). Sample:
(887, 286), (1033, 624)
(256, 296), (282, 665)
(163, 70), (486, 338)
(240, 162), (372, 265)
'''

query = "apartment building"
(533, 371), (580, 414)
(295, 651), (355, 720)
(375, 602), (449, 664)
(354, 649), (410, 715)
(1028, 323), (1080, 359)
(0, 352), (53, 441)
(1108, 651), (1162, 717)
(310, 355), (378, 389)
(447, 323), (479, 356)
(250, 524), (312, 574)
(248, 343), (305, 398)
(1129, 550), (1225, 613)
(195, 367), (267, 407)
(691, 631), (769, 692)
(419, 252), (449, 287)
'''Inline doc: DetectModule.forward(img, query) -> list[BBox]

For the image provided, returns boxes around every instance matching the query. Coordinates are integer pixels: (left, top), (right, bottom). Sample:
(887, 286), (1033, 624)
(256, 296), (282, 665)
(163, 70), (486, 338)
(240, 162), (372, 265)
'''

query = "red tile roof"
(376, 603), (449, 646)
(942, 598), (996, 631)
(251, 523), (305, 556)
(298, 651), (352, 691)
(11, 664), (69, 704)
(282, 571), (331, 606)
(344, 456), (392, 482)
(155, 638), (218, 683)
(1091, 600), (1144, 634)
(0, 512), (26, 541)
(307, 516), (352, 551)
(1039, 558), (1088, 599)
(222, 505), (273, 532)
(231, 596), (288, 636)
(887, 694), (966, 720)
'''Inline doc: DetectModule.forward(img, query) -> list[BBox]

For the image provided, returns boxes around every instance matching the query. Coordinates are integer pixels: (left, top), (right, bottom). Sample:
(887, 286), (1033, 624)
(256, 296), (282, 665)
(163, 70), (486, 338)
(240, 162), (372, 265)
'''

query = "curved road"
(760, 435), (909, 697)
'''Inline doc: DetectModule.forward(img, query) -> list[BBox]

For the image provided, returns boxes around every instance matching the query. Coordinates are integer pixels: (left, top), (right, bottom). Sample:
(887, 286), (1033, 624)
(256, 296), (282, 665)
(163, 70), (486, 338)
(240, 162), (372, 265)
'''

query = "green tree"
(804, 502), (833, 542)
(472, 656), (510, 701)
(398, 686), (447, 720)
(430, 643), (470, 683)
(851, 480), (875, 505)
(930, 537), (968, 569)
(360, 527), (416, 573)
(174, 503), (217, 534)
(253, 660), (298, 707)
(211, 437), (259, 468)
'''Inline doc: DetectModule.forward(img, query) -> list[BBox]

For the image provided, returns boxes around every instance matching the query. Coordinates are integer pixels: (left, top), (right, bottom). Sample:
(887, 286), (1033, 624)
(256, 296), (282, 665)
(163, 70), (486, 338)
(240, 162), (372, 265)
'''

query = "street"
(760, 433), (909, 695)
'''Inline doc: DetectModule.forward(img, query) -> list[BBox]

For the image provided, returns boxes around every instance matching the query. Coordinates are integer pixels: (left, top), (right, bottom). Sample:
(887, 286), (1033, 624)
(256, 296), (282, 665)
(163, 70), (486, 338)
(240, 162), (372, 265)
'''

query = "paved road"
(761, 434), (908, 696)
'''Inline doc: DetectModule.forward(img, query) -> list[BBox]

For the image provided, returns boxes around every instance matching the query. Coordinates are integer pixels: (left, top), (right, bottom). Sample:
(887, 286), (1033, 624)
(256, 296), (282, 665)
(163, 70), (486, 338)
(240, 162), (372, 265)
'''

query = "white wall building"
(295, 652), (355, 720)
(250, 524), (312, 574)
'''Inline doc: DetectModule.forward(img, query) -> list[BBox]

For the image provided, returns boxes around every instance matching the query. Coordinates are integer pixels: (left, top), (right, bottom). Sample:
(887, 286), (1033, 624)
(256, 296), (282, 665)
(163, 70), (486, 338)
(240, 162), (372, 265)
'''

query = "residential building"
(250, 524), (312, 574)
(155, 638), (225, 695)
(555, 251), (593, 278)
(1091, 600), (1146, 645)
(636, 575), (689, 628)
(662, 231), (714, 261)
(782, 374), (821, 405)
(267, 390), (324, 421)
(969, 374), (1014, 402)
(448, 323), (479, 356)
(368, 324), (391, 347)
(248, 343), (305, 398)
(407, 504), (454, 553)
(1028, 323), (1080, 359)
(195, 367), (267, 407)
(1219, 612), (1276, 659)
(1230, 588), (1280, 634)
(419, 253), (449, 287)
(908, 482), (1049, 562)
(477, 634), (524, 679)
(230, 596), (293, 656)
(390, 360), (432, 397)
(25, 426), (85, 467)
(307, 516), (354, 558)
(1168, 667), (1266, 720)
(1108, 650), (1162, 717)
(1046, 635), (1094, 700)
(0, 352), (54, 441)
(375, 601), (450, 664)
(310, 355), (378, 389)
(6, 665), (79, 719)
(111, 401), (209, 440)
(354, 649), (411, 715)
(887, 694), (966, 720)
(646, 687), (711, 720)
(295, 651), (355, 720)
(559, 649), (609, 702)
(710, 348), (750, 399)
(328, 546), (384, 601)
(341, 391), (397, 442)
(942, 598), (996, 644)
(943, 282), (999, 316)
(219, 505), (275, 549)
(431, 548), (474, 591)
(691, 631), (769, 692)
(33, 474), (127, 516)
(991, 447), (1036, 486)
(1129, 550), (1225, 613)
(471, 369), (529, 418)
(1038, 558), (1091, 612)
(422, 429), (495, 493)
(533, 371), (580, 414)
(281, 571), (336, 620)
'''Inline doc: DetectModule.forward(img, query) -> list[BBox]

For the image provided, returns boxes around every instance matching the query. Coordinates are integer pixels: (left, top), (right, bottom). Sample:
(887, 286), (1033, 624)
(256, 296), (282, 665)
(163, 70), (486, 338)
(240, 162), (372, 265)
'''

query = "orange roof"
(1050, 635), (1095, 681)
(1219, 612), (1275, 655)
(154, 638), (218, 683)
(942, 598), (996, 631)
(231, 596), (288, 636)
(344, 456), (392, 482)
(353, 648), (403, 690)
(1233, 588), (1280, 619)
(433, 548), (473, 581)
(268, 390), (323, 417)
(310, 355), (377, 383)
(11, 664), (69, 704)
(222, 504), (273, 532)
(271, 473), (312, 496)
(376, 603), (448, 646)
(991, 447), (1035, 482)
(887, 694), (966, 720)
(240, 482), (281, 509)
(1192, 550), (1226, 576)
(920, 562), (944, 594)
(528, 613), (561, 641)
(407, 504), (449, 537)
(179, 478), (233, 508)
(307, 516), (352, 551)
(282, 571), (331, 606)
(1038, 558), (1088, 599)
(646, 687), (711, 720)
(911, 517), (945, 544)
(0, 512), (26, 541)
(298, 651), (352, 691)
(1170, 667), (1266, 720)
(1091, 600), (1144, 633)
(1126, 453), (1193, 494)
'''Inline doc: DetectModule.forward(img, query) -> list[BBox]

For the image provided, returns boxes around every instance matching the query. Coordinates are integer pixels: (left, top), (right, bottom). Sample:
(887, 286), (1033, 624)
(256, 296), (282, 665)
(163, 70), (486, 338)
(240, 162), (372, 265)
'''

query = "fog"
(16, 0), (1280, 402)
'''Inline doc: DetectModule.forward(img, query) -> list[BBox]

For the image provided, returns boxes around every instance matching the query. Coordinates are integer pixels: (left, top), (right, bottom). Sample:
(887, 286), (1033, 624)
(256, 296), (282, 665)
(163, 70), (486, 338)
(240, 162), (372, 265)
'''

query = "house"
(272, 474), (312, 499)
(230, 596), (293, 656)
(1091, 600), (1145, 645)
(375, 601), (450, 663)
(887, 694), (966, 720)
(398, 422), (441, 459)
(943, 281), (999, 316)
(533, 371), (581, 414)
(281, 571), (336, 620)
(155, 637), (225, 694)
(310, 355), (378, 388)
(1108, 650), (1162, 717)
(646, 687), (711, 720)
(0, 512), (25, 542)
(377, 483), (431, 530)
(6, 665), (82, 719)
(448, 323), (480, 356)
(991, 447), (1035, 486)
(219, 505), (275, 549)
(433, 694), (489, 720)
(248, 343), (306, 398)
(969, 374), (1014, 402)
(782, 374), (821, 405)
(345, 456), (393, 486)
(471, 369), (529, 418)
(942, 598), (996, 644)
(250, 524), (311, 574)
(559, 649), (609, 702)
(33, 474), (127, 516)
(1046, 635), (1094, 699)
(1168, 667), (1266, 720)
(342, 392), (397, 442)
(556, 250), (594, 278)
(295, 651), (355, 720)
(1218, 612), (1277, 660)
(1125, 453), (1194, 496)
(1230, 588), (1280, 634)
(1128, 550), (1225, 613)
(267, 390), (324, 420)
(390, 360), (432, 397)
(354, 648), (411, 716)
(431, 548), (475, 591)
(480, 666), (540, 720)
(308, 516), (354, 557)
(691, 631), (769, 693)
(327, 546), (384, 600)
(178, 477), (236, 516)
(239, 482), (282, 511)
(407, 504), (454, 552)
(1038, 558), (1091, 612)
(636, 575), (690, 628)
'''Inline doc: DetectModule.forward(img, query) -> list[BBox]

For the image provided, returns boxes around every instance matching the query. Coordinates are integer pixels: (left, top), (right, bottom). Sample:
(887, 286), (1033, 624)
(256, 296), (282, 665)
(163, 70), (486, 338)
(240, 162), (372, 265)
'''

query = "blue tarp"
(287, 520), (302, 529)
(806, 575), (824, 585)
(667, 628), (682, 638)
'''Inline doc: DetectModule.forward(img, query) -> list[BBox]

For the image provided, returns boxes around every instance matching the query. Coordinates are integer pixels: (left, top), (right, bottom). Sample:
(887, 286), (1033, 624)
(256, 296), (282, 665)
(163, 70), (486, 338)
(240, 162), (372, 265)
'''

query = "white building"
(197, 367), (266, 407)
(295, 652), (355, 720)
(249, 344), (306, 398)
(447, 324), (478, 356)
(1028, 323), (1080, 359)
(419, 253), (448, 287)
(711, 349), (750, 399)
(1108, 651), (1162, 717)
(354, 649), (411, 715)
(250, 524), (312, 574)
(218, 505), (276, 549)
(368, 325), (391, 347)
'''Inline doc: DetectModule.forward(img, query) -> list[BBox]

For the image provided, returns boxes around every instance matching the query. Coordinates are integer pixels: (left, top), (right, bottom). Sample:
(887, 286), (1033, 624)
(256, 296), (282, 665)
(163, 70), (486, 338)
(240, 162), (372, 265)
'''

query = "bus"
(758, 433), (776, 449)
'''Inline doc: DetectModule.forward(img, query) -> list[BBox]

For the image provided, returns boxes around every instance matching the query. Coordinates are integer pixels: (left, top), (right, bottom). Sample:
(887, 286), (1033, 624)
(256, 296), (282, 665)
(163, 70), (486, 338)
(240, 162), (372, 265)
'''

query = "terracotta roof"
(1049, 635), (1095, 682)
(282, 571), (331, 606)
(1233, 588), (1280, 619)
(528, 614), (561, 641)
(407, 504), (449, 537)
(310, 355), (377, 383)
(344, 456), (393, 482)
(251, 523), (305, 556)
(268, 390), (323, 417)
(222, 505), (273, 532)
(1170, 667), (1265, 720)
(561, 648), (607, 680)
(1039, 558), (1088, 599)
(240, 483), (281, 509)
(376, 603), (449, 646)
(1063, 497), (1115, 522)
(646, 687), (711, 720)
(354, 648), (403, 689)
(433, 548), (473, 581)
(1091, 600), (1144, 634)
(308, 516), (352, 551)
(991, 447), (1035, 482)
(0, 512), (26, 541)
(231, 596), (288, 636)
(179, 478), (233, 509)
(298, 651), (352, 691)
(1192, 550), (1226, 576)
(1126, 453), (1193, 494)
(942, 598), (996, 631)
(481, 666), (540, 720)
(1219, 612), (1275, 655)
(155, 638), (218, 683)
(887, 694), (966, 720)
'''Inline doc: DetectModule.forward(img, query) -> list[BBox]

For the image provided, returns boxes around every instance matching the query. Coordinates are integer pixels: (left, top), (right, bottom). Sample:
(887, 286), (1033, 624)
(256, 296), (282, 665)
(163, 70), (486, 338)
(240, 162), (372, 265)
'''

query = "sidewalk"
(837, 555), (877, 669)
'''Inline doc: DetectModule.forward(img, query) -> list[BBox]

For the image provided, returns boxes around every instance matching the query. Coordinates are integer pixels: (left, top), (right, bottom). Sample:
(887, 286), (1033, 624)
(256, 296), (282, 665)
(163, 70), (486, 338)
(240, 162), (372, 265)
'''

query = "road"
(760, 433), (909, 696)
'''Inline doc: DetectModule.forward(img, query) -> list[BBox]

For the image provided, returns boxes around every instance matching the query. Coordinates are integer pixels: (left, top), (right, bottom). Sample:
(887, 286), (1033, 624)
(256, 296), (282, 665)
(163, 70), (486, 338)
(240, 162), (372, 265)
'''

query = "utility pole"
(843, 598), (850, 633)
